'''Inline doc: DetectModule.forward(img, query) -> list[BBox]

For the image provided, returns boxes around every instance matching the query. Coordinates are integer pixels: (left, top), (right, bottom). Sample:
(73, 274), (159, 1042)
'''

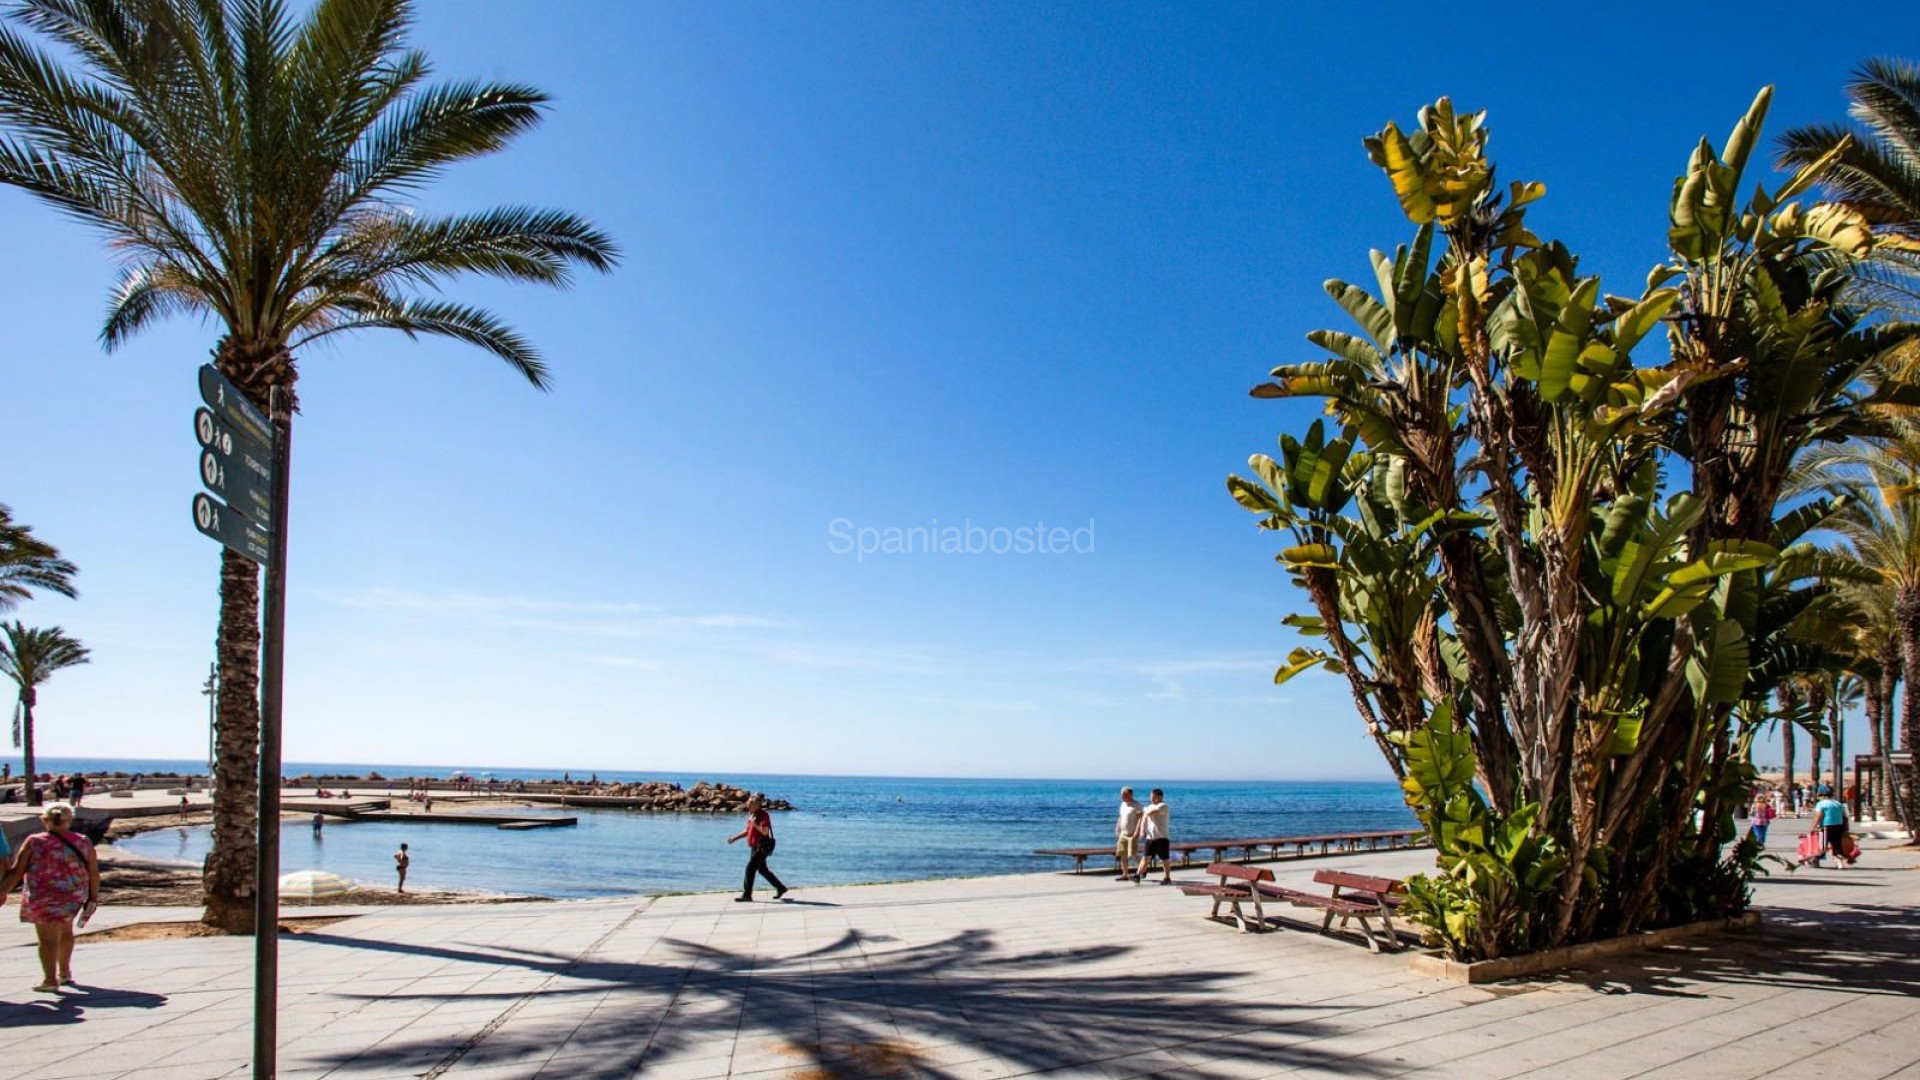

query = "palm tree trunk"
(21, 693), (36, 807)
(1831, 693), (1845, 811)
(1878, 649), (1902, 822)
(202, 549), (262, 933)
(1782, 722), (1796, 809)
(1899, 595), (1920, 839)
(200, 339), (296, 934)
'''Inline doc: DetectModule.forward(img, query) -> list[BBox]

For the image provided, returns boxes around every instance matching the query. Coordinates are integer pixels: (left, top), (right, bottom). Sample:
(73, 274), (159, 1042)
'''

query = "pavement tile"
(0, 836), (1913, 1079)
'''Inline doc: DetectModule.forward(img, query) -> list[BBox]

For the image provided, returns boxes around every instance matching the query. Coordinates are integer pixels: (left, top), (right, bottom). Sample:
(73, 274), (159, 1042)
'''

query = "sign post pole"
(252, 384), (292, 1080)
(190, 362), (289, 1080)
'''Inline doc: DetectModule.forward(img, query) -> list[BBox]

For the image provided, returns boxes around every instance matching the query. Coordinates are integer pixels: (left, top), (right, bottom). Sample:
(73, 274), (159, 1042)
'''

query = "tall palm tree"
(0, 0), (617, 931)
(0, 505), (77, 610)
(1780, 58), (1920, 318)
(0, 622), (89, 807)
(1812, 436), (1920, 835)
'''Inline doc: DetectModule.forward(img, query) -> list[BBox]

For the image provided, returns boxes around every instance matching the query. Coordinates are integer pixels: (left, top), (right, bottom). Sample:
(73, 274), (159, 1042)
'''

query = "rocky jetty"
(551, 779), (792, 812)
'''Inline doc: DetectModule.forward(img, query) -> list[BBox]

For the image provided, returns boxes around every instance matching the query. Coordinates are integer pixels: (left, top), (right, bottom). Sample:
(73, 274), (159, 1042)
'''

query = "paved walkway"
(0, 834), (1916, 1079)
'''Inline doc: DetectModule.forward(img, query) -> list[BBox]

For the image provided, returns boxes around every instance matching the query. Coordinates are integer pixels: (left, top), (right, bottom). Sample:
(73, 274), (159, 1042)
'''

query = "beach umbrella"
(279, 870), (356, 903)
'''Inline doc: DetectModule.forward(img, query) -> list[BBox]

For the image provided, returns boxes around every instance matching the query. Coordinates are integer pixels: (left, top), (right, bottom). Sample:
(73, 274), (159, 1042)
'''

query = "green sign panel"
(198, 365), (274, 450)
(192, 492), (270, 565)
(194, 407), (274, 527)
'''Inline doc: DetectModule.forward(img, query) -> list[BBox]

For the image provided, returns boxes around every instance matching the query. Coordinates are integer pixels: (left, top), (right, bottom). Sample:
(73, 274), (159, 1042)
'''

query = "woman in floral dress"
(0, 802), (99, 992)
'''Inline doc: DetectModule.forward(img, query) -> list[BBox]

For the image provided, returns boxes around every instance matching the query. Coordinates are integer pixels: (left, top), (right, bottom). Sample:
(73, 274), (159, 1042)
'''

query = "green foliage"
(1391, 707), (1565, 961)
(0, 505), (77, 611)
(1235, 86), (1902, 961)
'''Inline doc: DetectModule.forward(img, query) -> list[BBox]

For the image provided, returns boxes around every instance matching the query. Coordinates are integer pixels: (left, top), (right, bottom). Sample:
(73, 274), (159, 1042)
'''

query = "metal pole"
(253, 385), (293, 1080)
(205, 663), (218, 780)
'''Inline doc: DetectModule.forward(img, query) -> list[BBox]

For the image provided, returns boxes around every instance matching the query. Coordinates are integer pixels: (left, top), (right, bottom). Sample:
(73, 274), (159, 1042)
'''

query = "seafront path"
(0, 830), (1915, 1079)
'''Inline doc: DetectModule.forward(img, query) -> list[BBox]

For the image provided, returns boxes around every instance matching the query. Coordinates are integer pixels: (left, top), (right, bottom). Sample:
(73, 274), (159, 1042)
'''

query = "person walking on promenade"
(1813, 787), (1854, 867)
(394, 843), (410, 893)
(1749, 792), (1776, 846)
(67, 774), (84, 806)
(728, 794), (788, 902)
(1133, 788), (1173, 885)
(0, 802), (99, 991)
(1114, 787), (1143, 881)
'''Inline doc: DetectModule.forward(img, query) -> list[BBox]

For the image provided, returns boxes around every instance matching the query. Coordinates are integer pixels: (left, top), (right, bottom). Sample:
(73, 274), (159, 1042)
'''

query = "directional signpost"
(191, 369), (276, 564)
(189, 362), (292, 1079)
(195, 407), (276, 529)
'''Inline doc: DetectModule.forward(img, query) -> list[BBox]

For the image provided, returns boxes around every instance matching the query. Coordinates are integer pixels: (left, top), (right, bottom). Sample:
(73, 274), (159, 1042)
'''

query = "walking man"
(1133, 788), (1172, 884)
(728, 794), (788, 902)
(1114, 787), (1143, 881)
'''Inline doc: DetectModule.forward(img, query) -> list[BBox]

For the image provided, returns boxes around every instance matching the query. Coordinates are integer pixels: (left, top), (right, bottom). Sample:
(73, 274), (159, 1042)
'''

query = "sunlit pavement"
(0, 834), (1915, 1079)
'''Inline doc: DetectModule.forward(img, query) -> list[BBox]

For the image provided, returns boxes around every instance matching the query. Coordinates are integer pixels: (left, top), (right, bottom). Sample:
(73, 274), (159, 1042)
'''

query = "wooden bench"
(1032, 846), (1122, 874)
(1180, 862), (1272, 933)
(1036, 829), (1429, 872)
(1255, 869), (1406, 952)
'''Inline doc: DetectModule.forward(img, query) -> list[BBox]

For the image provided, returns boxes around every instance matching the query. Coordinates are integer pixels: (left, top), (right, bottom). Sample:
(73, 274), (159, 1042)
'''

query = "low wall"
(1407, 912), (1762, 984)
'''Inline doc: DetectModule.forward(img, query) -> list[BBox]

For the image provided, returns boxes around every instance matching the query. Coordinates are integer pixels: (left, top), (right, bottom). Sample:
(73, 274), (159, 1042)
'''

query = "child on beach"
(395, 843), (410, 893)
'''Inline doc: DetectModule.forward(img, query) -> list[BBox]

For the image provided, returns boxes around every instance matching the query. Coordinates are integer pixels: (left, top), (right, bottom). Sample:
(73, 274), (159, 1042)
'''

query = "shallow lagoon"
(117, 775), (1417, 898)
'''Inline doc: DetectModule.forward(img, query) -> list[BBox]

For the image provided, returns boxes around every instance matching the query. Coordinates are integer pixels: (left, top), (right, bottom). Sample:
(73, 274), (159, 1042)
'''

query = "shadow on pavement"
(301, 924), (1390, 1078)
(0, 986), (168, 1028)
(1568, 897), (1920, 1001)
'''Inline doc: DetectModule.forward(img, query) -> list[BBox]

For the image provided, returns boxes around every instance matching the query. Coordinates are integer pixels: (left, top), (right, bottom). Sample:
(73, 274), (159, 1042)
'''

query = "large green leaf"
(1325, 280), (1396, 354)
(1538, 278), (1599, 401)
(1644, 540), (1777, 619)
(1687, 618), (1750, 705)
(1274, 646), (1341, 686)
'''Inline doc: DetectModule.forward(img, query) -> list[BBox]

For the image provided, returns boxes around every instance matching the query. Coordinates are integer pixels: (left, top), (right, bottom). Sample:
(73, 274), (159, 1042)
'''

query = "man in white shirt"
(1133, 788), (1172, 884)
(1114, 788), (1142, 881)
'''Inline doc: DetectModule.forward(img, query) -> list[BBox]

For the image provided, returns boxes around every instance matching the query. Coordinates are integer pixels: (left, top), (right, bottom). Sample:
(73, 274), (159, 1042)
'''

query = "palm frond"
(296, 295), (548, 387)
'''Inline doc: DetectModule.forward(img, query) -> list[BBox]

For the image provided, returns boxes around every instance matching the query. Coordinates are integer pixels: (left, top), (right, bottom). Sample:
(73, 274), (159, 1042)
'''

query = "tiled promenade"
(0, 834), (1915, 1079)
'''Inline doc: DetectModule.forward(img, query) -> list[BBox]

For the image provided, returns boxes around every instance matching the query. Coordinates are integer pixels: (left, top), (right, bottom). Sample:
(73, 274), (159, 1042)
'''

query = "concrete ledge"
(1408, 911), (1762, 984)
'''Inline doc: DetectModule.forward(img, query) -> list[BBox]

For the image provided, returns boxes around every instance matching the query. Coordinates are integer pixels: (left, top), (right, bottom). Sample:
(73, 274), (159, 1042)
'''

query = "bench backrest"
(1314, 869), (1405, 895)
(1204, 862), (1273, 883)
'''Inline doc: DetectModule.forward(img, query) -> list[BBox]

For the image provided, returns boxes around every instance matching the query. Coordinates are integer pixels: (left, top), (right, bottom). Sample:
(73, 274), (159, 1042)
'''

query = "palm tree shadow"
(1552, 899), (1920, 1000)
(303, 923), (1390, 1078)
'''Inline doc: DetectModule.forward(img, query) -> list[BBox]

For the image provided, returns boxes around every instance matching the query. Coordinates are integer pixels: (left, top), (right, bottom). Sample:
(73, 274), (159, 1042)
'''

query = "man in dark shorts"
(1133, 788), (1172, 885)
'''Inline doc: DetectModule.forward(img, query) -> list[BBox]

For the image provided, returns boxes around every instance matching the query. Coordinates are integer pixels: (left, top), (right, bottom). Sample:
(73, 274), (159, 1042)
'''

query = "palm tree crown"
(0, 504), (77, 611)
(0, 620), (89, 729)
(0, 0), (619, 386)
(1780, 58), (1920, 317)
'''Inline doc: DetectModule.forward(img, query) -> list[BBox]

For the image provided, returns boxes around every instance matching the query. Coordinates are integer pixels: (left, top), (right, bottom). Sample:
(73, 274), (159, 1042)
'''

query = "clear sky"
(3, 3), (1910, 780)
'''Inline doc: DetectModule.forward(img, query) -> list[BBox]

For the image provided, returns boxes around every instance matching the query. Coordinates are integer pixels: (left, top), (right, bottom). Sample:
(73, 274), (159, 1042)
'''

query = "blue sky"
(2, 3), (1908, 779)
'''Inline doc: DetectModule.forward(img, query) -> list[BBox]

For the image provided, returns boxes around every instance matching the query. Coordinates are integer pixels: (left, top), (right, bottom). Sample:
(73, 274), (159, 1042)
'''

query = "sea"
(45, 758), (1419, 900)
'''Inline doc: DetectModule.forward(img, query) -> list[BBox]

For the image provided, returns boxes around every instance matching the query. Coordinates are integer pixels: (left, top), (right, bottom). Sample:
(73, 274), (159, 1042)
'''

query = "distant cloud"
(315, 587), (794, 638)
(1082, 653), (1278, 700)
(587, 655), (666, 672)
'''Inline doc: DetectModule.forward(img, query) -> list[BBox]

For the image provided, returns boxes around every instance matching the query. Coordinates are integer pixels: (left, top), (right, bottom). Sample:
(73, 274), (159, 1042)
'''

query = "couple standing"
(1114, 786), (1172, 884)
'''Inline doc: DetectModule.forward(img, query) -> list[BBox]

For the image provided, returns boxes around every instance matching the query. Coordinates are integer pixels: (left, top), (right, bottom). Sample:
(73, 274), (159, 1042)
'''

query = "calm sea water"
(61, 759), (1417, 899)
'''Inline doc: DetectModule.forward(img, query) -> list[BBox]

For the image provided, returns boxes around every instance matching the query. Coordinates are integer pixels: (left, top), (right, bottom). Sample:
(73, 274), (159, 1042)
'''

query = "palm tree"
(1813, 438), (1920, 835)
(1780, 58), (1920, 318)
(0, 505), (77, 610)
(0, 0), (617, 931)
(0, 622), (89, 806)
